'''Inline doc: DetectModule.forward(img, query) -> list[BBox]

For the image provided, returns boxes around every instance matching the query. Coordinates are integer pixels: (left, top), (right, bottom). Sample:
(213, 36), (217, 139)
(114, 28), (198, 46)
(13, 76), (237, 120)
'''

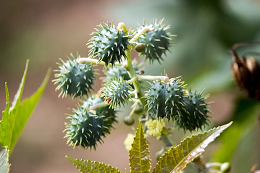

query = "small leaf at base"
(66, 156), (122, 173)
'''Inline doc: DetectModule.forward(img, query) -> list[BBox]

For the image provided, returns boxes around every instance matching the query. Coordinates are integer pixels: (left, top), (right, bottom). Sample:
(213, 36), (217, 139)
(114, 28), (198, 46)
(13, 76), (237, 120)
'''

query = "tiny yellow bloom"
(145, 119), (165, 139)
(124, 133), (135, 151)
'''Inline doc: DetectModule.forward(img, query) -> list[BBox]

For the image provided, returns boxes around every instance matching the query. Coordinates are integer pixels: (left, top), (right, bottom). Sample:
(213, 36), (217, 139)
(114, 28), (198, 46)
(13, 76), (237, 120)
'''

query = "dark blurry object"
(231, 42), (260, 100)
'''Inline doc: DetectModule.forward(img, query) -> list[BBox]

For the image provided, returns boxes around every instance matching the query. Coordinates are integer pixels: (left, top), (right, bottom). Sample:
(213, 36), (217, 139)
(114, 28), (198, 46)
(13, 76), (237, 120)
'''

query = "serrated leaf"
(152, 122), (232, 173)
(66, 156), (122, 173)
(129, 121), (151, 173)
(0, 60), (51, 155)
(212, 98), (260, 162)
(0, 148), (10, 173)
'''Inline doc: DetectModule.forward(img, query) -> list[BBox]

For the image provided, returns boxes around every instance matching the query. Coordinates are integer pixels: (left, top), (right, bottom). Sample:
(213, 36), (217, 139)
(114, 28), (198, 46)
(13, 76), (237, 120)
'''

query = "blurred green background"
(1, 0), (260, 172)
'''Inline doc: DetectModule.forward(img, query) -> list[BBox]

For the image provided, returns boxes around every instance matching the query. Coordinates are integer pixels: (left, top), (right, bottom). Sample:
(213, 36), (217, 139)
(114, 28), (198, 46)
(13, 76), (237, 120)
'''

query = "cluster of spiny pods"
(53, 19), (210, 149)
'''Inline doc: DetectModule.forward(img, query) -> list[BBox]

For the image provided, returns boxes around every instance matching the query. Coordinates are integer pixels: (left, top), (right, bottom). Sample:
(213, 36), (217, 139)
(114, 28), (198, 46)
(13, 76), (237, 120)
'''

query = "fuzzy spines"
(104, 66), (131, 82)
(82, 96), (117, 128)
(102, 77), (131, 108)
(65, 96), (117, 149)
(176, 91), (210, 131)
(146, 77), (186, 119)
(137, 19), (172, 64)
(88, 22), (130, 66)
(65, 108), (105, 149)
(53, 54), (95, 98)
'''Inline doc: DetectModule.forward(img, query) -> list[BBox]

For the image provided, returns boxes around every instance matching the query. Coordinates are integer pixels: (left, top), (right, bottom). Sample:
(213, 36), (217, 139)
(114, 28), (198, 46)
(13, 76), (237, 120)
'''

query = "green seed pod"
(104, 66), (131, 82)
(65, 96), (117, 150)
(104, 65), (139, 90)
(88, 22), (130, 66)
(176, 91), (210, 131)
(53, 54), (95, 98)
(65, 107), (106, 149)
(137, 19), (172, 64)
(124, 116), (135, 126)
(102, 77), (131, 108)
(82, 95), (117, 129)
(134, 104), (144, 115)
(146, 77), (186, 120)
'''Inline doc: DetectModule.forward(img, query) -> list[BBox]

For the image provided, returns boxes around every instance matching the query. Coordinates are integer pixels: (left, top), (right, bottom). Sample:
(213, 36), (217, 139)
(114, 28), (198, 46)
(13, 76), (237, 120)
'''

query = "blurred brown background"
(1, 0), (260, 173)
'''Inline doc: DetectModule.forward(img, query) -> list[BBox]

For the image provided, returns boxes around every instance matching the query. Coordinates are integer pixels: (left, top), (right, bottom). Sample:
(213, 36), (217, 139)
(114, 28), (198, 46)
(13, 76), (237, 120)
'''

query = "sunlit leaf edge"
(152, 122), (232, 173)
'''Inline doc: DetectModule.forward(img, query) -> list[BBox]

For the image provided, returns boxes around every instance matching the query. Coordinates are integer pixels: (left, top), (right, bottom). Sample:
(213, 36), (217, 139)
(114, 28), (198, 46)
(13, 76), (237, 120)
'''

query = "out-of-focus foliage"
(0, 60), (50, 155)
(108, 0), (260, 172)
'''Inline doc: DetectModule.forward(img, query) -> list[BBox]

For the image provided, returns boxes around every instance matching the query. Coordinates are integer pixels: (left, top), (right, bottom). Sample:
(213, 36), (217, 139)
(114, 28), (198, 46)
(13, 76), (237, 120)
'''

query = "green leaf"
(66, 156), (122, 173)
(152, 122), (232, 173)
(0, 148), (10, 173)
(0, 60), (51, 155)
(0, 84), (11, 149)
(10, 59), (29, 111)
(212, 98), (260, 162)
(129, 121), (151, 173)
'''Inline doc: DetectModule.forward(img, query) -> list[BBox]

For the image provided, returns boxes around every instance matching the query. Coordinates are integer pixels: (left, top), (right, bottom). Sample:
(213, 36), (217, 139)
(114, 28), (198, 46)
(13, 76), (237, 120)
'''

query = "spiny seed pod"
(176, 91), (210, 132)
(102, 77), (131, 108)
(82, 95), (117, 128)
(65, 107), (107, 149)
(104, 65), (139, 90)
(146, 77), (186, 119)
(137, 19), (172, 64)
(104, 66), (131, 82)
(88, 22), (130, 66)
(53, 54), (95, 98)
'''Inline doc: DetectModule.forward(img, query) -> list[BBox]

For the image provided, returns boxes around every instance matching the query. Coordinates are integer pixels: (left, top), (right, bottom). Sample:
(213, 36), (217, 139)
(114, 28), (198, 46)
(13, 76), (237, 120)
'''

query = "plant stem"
(87, 102), (108, 110)
(77, 57), (122, 66)
(129, 25), (153, 44)
(193, 155), (209, 173)
(160, 134), (173, 147)
(137, 75), (169, 82)
(125, 49), (146, 108)
(126, 77), (137, 84)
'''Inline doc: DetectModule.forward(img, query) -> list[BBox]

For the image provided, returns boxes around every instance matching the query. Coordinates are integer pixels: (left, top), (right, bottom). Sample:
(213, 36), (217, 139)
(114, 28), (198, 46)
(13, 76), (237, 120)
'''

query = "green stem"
(128, 101), (139, 117)
(193, 156), (209, 173)
(160, 134), (173, 147)
(125, 49), (146, 108)
(126, 77), (137, 84)
(137, 74), (169, 82)
(87, 102), (108, 110)
(129, 25), (153, 44)
(77, 57), (122, 66)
